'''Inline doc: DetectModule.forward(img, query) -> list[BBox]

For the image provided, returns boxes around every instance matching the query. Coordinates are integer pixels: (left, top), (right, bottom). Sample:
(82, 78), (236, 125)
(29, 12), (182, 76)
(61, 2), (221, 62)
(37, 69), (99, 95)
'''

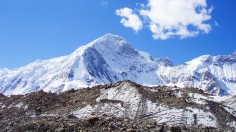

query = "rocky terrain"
(0, 80), (235, 131)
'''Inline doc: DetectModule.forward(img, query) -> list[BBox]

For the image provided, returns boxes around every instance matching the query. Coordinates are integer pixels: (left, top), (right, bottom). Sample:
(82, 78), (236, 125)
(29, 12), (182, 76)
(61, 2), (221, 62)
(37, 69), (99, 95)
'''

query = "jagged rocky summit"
(0, 33), (235, 96)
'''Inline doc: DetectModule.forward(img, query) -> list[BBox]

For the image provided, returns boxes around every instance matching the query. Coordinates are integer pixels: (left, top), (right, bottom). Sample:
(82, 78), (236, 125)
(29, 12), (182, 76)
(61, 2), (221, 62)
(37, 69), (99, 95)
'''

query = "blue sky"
(0, 0), (235, 69)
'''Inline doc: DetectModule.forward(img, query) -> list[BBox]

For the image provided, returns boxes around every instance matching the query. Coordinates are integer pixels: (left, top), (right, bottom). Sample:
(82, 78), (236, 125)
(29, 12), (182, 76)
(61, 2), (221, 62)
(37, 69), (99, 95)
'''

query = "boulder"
(85, 115), (99, 125)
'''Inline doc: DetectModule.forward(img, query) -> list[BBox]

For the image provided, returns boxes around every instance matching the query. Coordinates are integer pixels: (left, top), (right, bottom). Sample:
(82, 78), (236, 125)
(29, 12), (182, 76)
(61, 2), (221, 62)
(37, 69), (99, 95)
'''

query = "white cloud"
(115, 8), (143, 32)
(116, 0), (213, 40)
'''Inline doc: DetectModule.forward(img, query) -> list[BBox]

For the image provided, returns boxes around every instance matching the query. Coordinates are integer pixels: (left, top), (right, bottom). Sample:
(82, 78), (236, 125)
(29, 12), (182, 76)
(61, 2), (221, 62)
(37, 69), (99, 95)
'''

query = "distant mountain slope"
(158, 51), (236, 95)
(0, 33), (235, 96)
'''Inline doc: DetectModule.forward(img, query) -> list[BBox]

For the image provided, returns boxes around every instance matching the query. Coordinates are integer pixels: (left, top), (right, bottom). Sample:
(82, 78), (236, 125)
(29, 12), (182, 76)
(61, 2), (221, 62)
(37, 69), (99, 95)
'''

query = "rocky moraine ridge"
(0, 81), (236, 131)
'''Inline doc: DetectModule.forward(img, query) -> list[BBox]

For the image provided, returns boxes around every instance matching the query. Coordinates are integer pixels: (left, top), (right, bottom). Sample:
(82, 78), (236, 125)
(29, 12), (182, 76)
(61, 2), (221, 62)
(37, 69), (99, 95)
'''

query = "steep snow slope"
(72, 33), (163, 86)
(158, 52), (236, 95)
(0, 34), (164, 95)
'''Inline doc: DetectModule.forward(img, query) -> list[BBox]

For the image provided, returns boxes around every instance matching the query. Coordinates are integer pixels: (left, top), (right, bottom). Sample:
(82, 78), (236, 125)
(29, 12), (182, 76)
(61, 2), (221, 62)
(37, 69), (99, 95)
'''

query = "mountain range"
(0, 33), (235, 96)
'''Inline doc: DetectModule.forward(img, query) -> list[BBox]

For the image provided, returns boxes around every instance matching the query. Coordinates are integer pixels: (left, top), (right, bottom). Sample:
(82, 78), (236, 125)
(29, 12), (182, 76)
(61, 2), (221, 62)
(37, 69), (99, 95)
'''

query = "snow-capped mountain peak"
(0, 34), (235, 96)
(186, 55), (212, 66)
(83, 33), (130, 50)
(158, 52), (236, 95)
(0, 34), (162, 95)
(213, 51), (236, 65)
(88, 33), (138, 57)
(71, 33), (135, 58)
(93, 33), (129, 46)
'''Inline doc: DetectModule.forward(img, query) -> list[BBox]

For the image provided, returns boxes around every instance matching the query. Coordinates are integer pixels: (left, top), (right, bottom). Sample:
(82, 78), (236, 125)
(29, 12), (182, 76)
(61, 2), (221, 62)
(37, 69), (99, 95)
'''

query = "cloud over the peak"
(116, 0), (213, 40)
(115, 8), (143, 32)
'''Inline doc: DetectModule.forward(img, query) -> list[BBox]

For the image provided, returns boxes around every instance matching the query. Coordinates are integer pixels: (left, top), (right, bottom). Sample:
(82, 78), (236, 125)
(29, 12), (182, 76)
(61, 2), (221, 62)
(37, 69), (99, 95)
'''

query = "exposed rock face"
(0, 81), (235, 131)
